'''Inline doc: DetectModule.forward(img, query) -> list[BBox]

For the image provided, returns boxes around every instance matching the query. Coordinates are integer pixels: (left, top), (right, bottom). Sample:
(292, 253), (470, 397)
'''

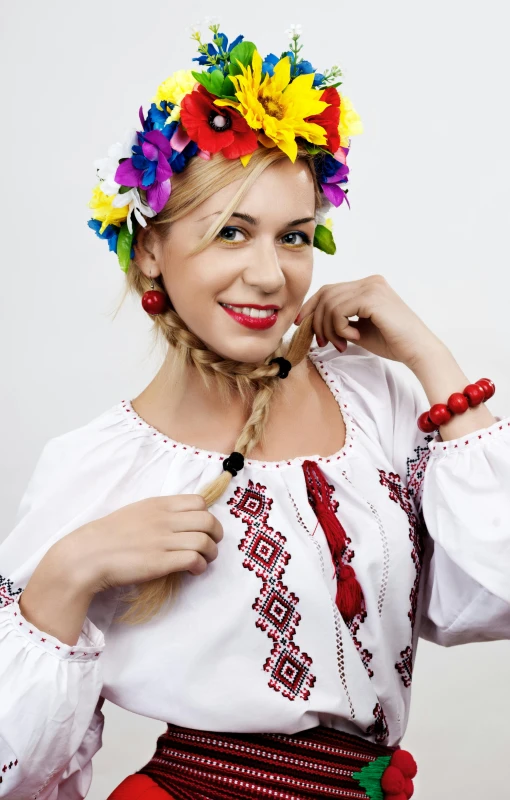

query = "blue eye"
(217, 227), (245, 243)
(216, 227), (311, 247)
(282, 232), (311, 247)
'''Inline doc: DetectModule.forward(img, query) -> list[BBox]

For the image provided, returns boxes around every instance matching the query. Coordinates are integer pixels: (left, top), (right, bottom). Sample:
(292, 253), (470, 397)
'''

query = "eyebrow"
(199, 211), (316, 226)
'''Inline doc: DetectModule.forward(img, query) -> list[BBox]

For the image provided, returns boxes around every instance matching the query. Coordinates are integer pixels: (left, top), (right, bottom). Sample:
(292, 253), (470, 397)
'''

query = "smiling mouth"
(219, 303), (280, 330)
(219, 303), (279, 319)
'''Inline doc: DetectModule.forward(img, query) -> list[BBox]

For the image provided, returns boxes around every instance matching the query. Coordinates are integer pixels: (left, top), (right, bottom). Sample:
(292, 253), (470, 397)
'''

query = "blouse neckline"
(116, 349), (356, 471)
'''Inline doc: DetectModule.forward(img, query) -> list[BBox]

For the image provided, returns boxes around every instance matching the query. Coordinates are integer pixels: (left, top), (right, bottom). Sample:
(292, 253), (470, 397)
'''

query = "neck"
(132, 346), (312, 433)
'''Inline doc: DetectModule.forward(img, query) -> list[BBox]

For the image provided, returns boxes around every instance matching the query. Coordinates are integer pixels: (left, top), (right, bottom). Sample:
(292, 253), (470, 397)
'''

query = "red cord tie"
(302, 460), (364, 622)
(417, 377), (495, 432)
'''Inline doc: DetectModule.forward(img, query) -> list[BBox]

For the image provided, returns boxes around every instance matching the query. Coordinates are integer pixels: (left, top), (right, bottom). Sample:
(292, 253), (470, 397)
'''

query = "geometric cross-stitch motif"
(378, 469), (424, 631)
(227, 479), (316, 701)
(0, 575), (23, 609)
(366, 702), (390, 743)
(395, 645), (413, 688)
(405, 434), (433, 510)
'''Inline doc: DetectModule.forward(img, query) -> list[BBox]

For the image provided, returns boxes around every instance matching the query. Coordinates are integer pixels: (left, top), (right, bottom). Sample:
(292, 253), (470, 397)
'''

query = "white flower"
(185, 21), (202, 38)
(315, 200), (333, 226)
(203, 15), (220, 28)
(285, 23), (302, 38)
(94, 129), (138, 197)
(112, 187), (156, 234)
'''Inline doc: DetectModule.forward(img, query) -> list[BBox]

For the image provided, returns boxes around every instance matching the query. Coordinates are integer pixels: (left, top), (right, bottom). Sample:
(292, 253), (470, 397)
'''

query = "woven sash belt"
(132, 722), (418, 800)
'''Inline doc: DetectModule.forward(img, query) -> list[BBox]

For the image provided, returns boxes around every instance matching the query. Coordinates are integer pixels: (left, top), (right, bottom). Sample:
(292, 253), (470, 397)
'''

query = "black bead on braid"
(222, 451), (245, 477)
(269, 357), (292, 379)
(221, 358), (292, 476)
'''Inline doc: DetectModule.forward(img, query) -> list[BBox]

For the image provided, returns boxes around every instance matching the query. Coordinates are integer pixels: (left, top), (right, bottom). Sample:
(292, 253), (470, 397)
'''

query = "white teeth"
(221, 303), (277, 319)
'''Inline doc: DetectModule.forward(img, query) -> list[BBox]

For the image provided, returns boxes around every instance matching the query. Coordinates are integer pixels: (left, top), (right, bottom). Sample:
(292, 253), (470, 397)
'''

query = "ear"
(133, 225), (164, 279)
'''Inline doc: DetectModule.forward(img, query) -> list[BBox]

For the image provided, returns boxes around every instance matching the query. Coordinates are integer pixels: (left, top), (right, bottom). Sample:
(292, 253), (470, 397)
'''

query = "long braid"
(117, 307), (316, 625)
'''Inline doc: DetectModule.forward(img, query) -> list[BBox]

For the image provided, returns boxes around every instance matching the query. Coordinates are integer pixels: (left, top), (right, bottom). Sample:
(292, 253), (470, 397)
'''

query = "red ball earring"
(141, 271), (169, 316)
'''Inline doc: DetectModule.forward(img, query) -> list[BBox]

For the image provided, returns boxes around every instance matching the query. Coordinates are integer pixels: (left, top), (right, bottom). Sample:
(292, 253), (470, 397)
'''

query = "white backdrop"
(1, 1), (509, 797)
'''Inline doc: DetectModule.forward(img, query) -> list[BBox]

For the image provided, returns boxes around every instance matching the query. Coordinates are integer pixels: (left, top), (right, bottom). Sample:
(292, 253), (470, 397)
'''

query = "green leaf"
(118, 185), (131, 194)
(313, 224), (336, 255)
(117, 222), (134, 273)
(191, 69), (234, 98)
(208, 68), (226, 95)
(191, 70), (211, 90)
(304, 142), (324, 155)
(221, 75), (237, 98)
(228, 41), (256, 75)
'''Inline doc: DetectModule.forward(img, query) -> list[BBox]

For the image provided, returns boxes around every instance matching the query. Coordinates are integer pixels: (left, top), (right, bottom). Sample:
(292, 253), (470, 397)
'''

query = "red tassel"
(302, 460), (364, 622)
(336, 564), (364, 621)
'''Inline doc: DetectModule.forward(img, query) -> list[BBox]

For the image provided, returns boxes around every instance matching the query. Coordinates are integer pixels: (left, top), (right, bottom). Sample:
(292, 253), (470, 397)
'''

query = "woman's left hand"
(293, 274), (446, 371)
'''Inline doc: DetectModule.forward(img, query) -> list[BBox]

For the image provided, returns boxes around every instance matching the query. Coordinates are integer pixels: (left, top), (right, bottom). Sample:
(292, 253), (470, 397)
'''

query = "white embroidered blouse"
(1, 342), (510, 800)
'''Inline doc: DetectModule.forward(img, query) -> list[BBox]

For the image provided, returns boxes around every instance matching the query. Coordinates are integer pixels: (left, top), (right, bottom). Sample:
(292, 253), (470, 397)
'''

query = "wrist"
(48, 529), (101, 599)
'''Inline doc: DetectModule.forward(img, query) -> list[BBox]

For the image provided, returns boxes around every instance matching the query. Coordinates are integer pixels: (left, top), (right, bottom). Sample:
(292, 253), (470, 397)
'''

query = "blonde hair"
(115, 144), (322, 625)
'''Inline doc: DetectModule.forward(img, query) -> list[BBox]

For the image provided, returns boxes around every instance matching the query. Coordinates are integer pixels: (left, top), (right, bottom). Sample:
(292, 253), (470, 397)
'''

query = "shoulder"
(311, 341), (425, 414)
(310, 342), (430, 460)
(17, 400), (153, 517)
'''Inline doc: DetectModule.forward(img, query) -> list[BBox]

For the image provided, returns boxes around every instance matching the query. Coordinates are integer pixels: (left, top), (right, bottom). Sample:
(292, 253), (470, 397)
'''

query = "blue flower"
(192, 32), (244, 74)
(314, 153), (345, 184)
(276, 51), (324, 87)
(88, 219), (119, 253)
(170, 140), (199, 173)
(261, 53), (279, 77)
(142, 102), (178, 142)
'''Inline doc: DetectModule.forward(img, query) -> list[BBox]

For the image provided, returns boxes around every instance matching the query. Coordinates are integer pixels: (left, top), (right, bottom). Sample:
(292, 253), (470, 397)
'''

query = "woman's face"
(139, 157), (316, 363)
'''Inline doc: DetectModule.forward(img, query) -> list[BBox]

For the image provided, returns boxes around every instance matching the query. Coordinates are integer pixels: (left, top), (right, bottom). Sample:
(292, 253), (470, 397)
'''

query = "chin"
(208, 338), (281, 364)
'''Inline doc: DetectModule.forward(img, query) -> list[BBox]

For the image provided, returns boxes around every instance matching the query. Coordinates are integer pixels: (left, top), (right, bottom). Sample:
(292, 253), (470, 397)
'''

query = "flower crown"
(88, 22), (363, 272)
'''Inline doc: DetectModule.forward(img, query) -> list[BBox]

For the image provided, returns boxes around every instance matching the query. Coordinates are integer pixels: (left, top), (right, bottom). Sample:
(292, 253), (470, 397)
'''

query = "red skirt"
(106, 722), (417, 800)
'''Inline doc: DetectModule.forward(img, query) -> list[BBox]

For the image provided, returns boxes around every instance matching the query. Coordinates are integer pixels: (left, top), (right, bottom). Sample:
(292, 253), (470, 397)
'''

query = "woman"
(1, 22), (509, 800)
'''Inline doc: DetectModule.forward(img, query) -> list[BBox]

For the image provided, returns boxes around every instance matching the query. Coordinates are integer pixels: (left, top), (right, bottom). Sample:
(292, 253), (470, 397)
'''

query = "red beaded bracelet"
(417, 378), (496, 432)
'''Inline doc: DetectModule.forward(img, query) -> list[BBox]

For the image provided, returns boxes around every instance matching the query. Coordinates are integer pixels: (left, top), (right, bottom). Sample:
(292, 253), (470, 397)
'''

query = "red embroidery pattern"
(378, 470), (424, 630)
(0, 759), (19, 784)
(348, 609), (374, 679)
(227, 480), (316, 701)
(366, 702), (390, 743)
(405, 436), (433, 510)
(395, 645), (413, 688)
(0, 575), (22, 608)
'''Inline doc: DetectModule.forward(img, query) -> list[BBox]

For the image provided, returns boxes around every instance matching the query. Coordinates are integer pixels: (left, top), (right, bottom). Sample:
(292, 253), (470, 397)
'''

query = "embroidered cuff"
(3, 594), (105, 661)
(427, 414), (510, 458)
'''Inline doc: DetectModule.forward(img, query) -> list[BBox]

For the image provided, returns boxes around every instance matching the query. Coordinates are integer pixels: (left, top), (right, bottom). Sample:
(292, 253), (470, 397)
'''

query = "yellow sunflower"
(152, 70), (198, 122)
(89, 186), (129, 234)
(214, 50), (329, 162)
(338, 95), (363, 147)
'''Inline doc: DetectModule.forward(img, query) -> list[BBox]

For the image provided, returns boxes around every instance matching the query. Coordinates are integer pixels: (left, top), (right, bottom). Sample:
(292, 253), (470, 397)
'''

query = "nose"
(242, 236), (285, 294)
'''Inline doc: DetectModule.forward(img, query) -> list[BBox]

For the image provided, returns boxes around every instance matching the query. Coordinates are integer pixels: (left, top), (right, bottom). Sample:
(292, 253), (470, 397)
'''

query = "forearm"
(19, 544), (97, 647)
(409, 344), (497, 441)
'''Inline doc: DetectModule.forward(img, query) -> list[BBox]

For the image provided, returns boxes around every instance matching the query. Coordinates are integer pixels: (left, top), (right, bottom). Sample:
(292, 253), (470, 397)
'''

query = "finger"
(312, 287), (357, 344)
(167, 531), (219, 563)
(294, 286), (329, 325)
(328, 307), (362, 341)
(171, 510), (224, 543)
(163, 494), (207, 512)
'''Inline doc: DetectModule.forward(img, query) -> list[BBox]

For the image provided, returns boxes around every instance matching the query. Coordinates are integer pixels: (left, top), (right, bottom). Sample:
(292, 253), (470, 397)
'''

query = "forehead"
(193, 158), (316, 223)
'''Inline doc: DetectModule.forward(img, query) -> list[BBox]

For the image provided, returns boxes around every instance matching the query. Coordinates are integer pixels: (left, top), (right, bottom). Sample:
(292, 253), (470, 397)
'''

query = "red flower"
(305, 86), (341, 153)
(180, 84), (258, 159)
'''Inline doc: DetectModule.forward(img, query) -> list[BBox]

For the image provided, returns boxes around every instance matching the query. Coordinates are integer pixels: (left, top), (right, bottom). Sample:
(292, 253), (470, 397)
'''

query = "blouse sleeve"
(0, 425), (125, 799)
(382, 359), (510, 647)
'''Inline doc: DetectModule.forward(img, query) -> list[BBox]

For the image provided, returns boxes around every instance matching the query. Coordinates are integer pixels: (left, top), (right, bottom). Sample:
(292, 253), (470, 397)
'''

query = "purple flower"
(114, 120), (173, 214)
(316, 153), (351, 208)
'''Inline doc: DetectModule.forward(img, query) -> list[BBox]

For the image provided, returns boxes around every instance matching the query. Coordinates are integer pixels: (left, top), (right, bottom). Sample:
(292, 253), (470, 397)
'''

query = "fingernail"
(294, 316), (300, 325)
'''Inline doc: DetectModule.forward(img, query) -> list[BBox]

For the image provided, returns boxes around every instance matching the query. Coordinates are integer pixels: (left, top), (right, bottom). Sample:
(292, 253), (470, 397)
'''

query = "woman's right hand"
(57, 494), (224, 595)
